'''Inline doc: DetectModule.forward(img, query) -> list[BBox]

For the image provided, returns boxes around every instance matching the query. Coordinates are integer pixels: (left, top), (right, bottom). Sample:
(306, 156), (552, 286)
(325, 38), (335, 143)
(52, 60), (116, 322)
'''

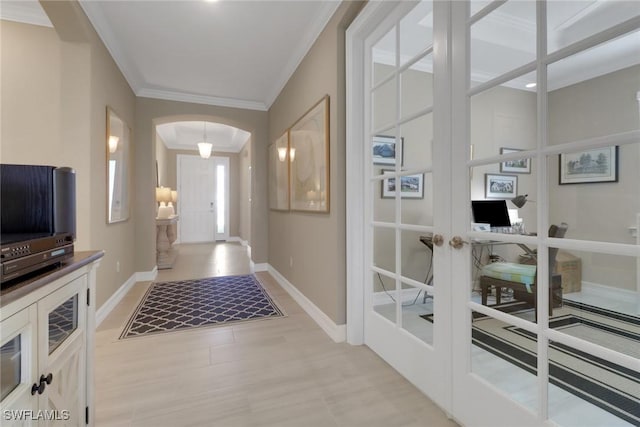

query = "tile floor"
(95, 242), (458, 427)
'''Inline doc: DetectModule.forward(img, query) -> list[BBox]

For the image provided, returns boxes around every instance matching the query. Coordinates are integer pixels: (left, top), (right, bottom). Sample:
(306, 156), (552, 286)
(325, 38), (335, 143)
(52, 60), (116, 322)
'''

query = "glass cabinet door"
(1, 305), (38, 426)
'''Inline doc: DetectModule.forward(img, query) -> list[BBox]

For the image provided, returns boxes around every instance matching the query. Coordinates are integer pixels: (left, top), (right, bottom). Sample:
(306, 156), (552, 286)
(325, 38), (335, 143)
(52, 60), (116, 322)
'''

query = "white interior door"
(352, 0), (454, 412)
(450, 2), (640, 426)
(350, 1), (640, 426)
(178, 155), (216, 243)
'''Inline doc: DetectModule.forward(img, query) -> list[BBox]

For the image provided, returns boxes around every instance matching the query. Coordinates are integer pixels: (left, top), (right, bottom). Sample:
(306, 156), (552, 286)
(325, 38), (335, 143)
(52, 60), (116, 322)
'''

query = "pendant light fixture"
(197, 121), (213, 159)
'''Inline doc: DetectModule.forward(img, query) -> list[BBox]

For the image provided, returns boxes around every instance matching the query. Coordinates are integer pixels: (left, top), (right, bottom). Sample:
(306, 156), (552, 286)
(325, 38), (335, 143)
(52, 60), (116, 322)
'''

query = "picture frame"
(373, 135), (403, 166)
(559, 146), (618, 185)
(381, 170), (424, 199)
(500, 147), (530, 174)
(268, 131), (290, 211)
(485, 173), (517, 199)
(289, 95), (330, 213)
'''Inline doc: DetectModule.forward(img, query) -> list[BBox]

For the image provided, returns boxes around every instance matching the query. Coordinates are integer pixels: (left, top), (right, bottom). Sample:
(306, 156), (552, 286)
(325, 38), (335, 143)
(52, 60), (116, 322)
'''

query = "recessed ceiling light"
(526, 83), (537, 88)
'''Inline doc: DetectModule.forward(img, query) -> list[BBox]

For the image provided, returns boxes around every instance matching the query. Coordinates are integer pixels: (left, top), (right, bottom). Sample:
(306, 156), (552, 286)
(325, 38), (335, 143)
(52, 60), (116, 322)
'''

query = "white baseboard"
(95, 266), (157, 328)
(268, 265), (346, 343)
(228, 236), (241, 243)
(252, 263), (269, 272)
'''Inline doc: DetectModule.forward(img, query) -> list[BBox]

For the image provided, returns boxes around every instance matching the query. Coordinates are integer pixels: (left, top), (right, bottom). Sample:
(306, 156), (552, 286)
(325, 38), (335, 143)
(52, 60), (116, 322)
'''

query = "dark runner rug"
(120, 274), (284, 339)
(421, 300), (640, 425)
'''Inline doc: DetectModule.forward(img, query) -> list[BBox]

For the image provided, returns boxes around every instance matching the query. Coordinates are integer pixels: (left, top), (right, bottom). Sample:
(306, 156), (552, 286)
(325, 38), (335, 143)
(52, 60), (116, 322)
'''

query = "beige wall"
(134, 100), (269, 273)
(268, 1), (365, 324)
(1, 1), (137, 310)
(239, 142), (252, 243)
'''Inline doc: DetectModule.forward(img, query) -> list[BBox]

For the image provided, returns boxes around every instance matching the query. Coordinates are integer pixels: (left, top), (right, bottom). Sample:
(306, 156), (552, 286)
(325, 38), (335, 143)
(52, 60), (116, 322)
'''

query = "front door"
(178, 155), (216, 243)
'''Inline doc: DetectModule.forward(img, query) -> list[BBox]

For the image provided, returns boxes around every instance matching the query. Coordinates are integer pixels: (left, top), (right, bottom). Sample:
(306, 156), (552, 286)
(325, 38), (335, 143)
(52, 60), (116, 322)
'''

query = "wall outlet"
(289, 256), (293, 268)
(116, 261), (120, 273)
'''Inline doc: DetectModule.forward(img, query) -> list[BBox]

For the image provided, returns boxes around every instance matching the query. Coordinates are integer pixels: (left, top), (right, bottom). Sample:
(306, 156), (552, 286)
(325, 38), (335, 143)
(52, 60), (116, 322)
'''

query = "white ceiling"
(3, 1), (638, 152)
(156, 121), (250, 153)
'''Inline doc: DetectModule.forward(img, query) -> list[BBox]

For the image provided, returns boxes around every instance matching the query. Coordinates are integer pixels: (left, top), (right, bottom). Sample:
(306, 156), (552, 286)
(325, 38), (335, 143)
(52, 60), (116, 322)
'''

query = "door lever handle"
(449, 236), (469, 250)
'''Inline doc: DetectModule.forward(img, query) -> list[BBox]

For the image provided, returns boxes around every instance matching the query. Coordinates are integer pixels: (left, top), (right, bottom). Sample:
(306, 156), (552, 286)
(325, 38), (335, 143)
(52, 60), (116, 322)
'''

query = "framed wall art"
(559, 146), (618, 184)
(381, 170), (424, 199)
(500, 147), (530, 174)
(372, 135), (403, 166)
(289, 95), (330, 213)
(485, 173), (517, 199)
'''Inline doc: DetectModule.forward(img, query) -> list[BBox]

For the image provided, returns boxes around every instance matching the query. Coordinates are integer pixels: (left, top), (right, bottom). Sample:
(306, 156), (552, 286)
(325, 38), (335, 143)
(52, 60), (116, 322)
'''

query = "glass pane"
(548, 30), (640, 144)
(399, 1), (433, 66)
(471, 160), (538, 235)
(547, 1), (640, 54)
(372, 26), (396, 87)
(401, 230), (433, 284)
(372, 271), (396, 324)
(401, 281), (433, 345)
(373, 176), (395, 223)
(401, 172), (433, 227)
(472, 310), (538, 412)
(372, 78), (397, 133)
(400, 113), (433, 171)
(49, 294), (78, 354)
(1, 335), (21, 401)
(470, 1), (536, 86)
(555, 249), (639, 354)
(216, 164), (225, 234)
(549, 143), (639, 244)
(548, 341), (639, 427)
(373, 227), (396, 274)
(400, 55), (434, 120)
(470, 72), (538, 161)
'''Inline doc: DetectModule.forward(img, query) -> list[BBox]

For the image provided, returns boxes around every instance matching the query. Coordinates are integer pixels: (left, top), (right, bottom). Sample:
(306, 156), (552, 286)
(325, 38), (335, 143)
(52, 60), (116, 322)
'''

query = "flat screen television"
(471, 200), (511, 228)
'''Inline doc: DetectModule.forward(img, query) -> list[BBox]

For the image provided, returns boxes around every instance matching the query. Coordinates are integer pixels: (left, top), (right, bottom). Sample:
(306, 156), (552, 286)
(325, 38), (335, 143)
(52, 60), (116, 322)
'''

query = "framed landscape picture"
(373, 135), (403, 166)
(500, 147), (530, 174)
(559, 146), (618, 185)
(485, 173), (517, 199)
(381, 170), (424, 199)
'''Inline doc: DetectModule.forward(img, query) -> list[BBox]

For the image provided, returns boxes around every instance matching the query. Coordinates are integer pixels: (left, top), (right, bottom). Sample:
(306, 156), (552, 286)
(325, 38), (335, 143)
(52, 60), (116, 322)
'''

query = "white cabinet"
(1, 252), (102, 426)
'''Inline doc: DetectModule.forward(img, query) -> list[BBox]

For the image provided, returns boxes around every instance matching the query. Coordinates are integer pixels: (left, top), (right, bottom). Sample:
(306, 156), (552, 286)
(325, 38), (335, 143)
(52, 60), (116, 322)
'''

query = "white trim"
(252, 263), (269, 273)
(227, 236), (242, 243)
(95, 266), (157, 327)
(0, 2), (52, 27)
(137, 88), (267, 112)
(263, 0), (342, 109)
(268, 265), (346, 343)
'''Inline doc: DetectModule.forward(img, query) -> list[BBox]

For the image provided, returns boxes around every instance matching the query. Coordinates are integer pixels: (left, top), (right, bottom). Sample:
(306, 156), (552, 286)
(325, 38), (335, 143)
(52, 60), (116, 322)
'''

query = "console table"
(156, 215), (179, 269)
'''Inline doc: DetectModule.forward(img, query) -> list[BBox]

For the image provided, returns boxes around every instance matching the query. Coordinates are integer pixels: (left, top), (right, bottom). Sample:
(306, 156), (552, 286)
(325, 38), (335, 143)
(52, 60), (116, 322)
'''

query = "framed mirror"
(106, 107), (130, 223)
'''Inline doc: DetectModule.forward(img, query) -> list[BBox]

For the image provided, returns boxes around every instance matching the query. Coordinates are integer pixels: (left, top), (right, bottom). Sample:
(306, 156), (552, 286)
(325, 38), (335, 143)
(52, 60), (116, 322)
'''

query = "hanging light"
(197, 122), (213, 159)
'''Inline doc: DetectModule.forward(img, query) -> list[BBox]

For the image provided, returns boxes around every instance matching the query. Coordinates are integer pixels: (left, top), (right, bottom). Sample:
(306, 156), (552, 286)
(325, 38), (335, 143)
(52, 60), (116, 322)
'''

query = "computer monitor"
(471, 200), (512, 228)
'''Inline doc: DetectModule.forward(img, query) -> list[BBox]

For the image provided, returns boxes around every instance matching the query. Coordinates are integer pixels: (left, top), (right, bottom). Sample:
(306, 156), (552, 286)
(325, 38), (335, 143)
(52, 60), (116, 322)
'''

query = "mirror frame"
(106, 106), (131, 224)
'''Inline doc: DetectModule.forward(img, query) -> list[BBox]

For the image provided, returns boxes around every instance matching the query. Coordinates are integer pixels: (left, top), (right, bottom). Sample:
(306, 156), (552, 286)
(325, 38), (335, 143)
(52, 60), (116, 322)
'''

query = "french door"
(348, 1), (640, 426)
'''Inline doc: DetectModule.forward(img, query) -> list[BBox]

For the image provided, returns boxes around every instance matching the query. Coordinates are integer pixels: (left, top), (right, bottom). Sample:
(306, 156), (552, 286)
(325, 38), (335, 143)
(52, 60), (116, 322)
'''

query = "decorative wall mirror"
(106, 107), (130, 223)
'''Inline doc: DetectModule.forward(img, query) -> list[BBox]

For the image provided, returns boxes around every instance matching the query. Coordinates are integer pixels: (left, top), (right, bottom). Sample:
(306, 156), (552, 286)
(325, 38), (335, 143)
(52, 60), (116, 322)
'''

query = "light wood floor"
(95, 242), (458, 427)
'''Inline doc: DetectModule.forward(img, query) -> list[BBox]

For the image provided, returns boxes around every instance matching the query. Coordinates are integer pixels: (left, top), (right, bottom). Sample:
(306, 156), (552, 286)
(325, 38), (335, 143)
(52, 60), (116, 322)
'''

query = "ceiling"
(3, 1), (638, 151)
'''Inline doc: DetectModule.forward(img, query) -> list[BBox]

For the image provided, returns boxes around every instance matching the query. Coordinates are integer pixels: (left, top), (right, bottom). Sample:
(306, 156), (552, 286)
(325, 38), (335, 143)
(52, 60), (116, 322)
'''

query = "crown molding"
(264, 0), (343, 109)
(137, 88), (267, 112)
(0, 2), (52, 27)
(78, 0), (142, 93)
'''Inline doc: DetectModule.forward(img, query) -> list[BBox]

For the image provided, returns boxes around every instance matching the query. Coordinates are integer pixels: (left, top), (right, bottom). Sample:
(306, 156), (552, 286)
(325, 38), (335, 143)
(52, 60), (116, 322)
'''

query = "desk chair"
(479, 223), (568, 319)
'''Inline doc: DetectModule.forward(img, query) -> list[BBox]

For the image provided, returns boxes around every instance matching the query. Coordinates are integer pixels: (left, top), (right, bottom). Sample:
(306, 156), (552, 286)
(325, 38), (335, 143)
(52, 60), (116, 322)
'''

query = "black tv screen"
(471, 200), (511, 228)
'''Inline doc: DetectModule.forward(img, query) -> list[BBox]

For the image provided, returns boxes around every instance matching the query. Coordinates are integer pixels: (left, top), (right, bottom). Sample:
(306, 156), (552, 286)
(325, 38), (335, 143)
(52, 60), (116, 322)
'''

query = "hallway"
(95, 242), (457, 426)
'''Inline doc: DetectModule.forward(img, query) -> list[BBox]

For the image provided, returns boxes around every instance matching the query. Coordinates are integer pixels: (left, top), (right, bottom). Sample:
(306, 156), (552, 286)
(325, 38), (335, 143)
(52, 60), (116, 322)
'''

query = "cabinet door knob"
(31, 381), (45, 395)
(41, 373), (53, 385)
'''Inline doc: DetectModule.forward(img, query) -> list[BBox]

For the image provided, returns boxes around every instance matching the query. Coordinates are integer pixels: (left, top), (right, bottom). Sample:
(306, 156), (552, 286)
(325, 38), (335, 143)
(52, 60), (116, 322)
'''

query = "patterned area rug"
(472, 300), (640, 425)
(120, 274), (284, 339)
